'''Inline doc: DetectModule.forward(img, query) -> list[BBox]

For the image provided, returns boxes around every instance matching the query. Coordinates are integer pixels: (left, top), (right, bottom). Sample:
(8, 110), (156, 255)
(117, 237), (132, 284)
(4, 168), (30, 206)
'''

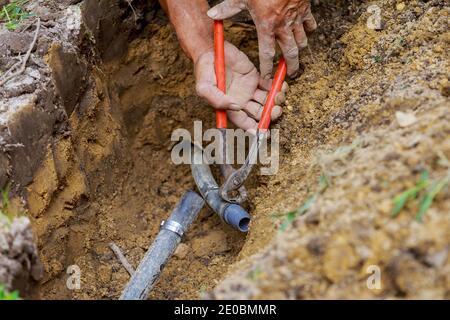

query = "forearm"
(159, 0), (213, 63)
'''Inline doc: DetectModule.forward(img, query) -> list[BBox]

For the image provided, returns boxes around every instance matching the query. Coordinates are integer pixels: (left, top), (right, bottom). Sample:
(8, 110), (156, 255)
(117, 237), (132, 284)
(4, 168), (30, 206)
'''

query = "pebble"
(425, 249), (448, 268)
(174, 243), (189, 259)
(395, 111), (417, 127)
(396, 3), (406, 11)
(98, 265), (112, 283)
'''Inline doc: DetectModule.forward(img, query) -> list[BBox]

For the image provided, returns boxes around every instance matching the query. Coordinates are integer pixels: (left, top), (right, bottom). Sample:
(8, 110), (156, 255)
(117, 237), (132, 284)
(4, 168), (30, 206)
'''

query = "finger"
(243, 101), (283, 122)
(256, 25), (276, 81)
(227, 110), (258, 132)
(293, 17), (308, 49)
(276, 27), (300, 77)
(271, 105), (283, 121)
(243, 101), (263, 120)
(196, 81), (241, 111)
(259, 77), (272, 91)
(207, 0), (245, 20)
(275, 91), (286, 105)
(253, 89), (268, 105)
(282, 81), (289, 93)
(303, 9), (317, 32)
(259, 80), (289, 93)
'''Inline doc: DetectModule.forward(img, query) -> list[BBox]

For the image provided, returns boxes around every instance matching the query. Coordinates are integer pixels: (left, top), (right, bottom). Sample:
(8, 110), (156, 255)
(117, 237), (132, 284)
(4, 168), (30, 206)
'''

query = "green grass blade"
(0, 285), (20, 300)
(0, 0), (32, 29)
(2, 184), (10, 211)
(391, 188), (420, 217)
(391, 170), (430, 218)
(391, 192), (410, 217)
(416, 178), (449, 222)
(297, 194), (317, 216)
(280, 211), (297, 231)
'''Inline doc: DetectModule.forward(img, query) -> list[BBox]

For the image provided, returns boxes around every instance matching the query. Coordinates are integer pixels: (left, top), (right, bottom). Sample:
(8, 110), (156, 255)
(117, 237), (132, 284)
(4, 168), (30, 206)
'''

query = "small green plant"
(0, 186), (22, 301)
(246, 266), (262, 281)
(0, 285), (20, 300)
(0, 184), (12, 227)
(391, 170), (429, 217)
(373, 55), (382, 63)
(416, 176), (450, 221)
(278, 174), (330, 232)
(198, 284), (208, 296)
(0, 0), (33, 31)
(392, 170), (450, 222)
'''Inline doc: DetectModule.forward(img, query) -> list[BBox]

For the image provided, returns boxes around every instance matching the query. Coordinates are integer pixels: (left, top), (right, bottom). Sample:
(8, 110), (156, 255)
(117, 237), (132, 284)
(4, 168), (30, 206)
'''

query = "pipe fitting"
(185, 141), (251, 232)
(222, 204), (251, 233)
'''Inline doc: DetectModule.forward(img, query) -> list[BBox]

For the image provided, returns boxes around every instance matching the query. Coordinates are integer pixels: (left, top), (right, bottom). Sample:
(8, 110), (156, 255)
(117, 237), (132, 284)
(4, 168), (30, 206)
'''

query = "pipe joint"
(160, 220), (185, 237)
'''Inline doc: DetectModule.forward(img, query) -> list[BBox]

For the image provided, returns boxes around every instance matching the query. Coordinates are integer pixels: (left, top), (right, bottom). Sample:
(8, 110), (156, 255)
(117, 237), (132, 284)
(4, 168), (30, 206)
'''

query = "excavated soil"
(210, 0), (450, 299)
(2, 0), (448, 299)
(28, 11), (252, 299)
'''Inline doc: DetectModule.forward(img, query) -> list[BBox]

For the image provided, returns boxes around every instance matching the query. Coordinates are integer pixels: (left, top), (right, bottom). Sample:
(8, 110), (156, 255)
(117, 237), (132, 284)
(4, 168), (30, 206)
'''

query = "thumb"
(207, 0), (245, 20)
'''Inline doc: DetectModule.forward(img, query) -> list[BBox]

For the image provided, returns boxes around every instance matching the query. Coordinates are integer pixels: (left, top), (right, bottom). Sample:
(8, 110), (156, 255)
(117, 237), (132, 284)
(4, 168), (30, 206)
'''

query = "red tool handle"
(258, 58), (287, 130)
(214, 20), (227, 129)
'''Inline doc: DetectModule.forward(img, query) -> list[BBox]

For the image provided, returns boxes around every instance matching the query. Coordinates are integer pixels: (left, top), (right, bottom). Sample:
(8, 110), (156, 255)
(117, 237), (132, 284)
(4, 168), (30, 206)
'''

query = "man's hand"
(159, 0), (287, 132)
(207, 0), (317, 84)
(195, 41), (287, 132)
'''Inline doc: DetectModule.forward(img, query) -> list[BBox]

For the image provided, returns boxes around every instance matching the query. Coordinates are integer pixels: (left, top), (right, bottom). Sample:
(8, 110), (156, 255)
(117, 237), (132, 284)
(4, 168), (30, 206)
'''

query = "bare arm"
(159, 0), (213, 63)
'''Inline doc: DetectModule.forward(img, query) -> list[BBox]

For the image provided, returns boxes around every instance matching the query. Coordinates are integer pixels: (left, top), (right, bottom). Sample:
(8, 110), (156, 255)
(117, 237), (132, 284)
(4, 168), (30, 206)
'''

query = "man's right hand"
(160, 0), (287, 132)
(195, 41), (287, 133)
(207, 0), (317, 87)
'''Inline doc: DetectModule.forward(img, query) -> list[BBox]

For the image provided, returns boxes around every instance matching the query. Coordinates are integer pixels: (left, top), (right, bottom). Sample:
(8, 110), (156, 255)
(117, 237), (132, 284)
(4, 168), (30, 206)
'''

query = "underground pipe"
(120, 191), (205, 300)
(186, 141), (251, 233)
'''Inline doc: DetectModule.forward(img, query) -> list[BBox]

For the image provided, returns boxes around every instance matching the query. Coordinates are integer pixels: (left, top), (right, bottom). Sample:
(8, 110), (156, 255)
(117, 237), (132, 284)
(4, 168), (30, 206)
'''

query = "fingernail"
(231, 103), (240, 110)
(207, 8), (218, 18)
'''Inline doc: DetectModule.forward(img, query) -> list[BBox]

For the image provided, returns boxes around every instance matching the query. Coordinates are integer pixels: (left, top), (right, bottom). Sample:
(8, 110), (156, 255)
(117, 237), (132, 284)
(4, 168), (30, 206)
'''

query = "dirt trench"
(26, 3), (256, 299)
(1, 0), (448, 300)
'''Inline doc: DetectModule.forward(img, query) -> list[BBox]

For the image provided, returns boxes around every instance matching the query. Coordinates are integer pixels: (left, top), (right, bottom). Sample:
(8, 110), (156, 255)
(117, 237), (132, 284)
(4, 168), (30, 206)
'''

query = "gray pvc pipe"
(188, 142), (251, 233)
(120, 191), (205, 300)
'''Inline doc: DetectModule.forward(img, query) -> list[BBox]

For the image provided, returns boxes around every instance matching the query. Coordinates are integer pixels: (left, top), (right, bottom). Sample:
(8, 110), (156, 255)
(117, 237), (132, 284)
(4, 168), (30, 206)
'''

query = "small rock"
(174, 243), (189, 259)
(98, 265), (112, 283)
(388, 253), (431, 294)
(323, 235), (359, 282)
(395, 111), (417, 127)
(0, 31), (33, 54)
(286, 105), (293, 111)
(425, 249), (448, 268)
(396, 3), (406, 11)
(304, 211), (321, 225)
(306, 236), (326, 256)
(439, 79), (449, 97)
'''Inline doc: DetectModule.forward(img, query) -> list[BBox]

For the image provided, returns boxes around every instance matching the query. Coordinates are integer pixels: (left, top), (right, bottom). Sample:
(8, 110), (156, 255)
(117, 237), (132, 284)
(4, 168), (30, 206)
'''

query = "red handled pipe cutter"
(213, 20), (287, 204)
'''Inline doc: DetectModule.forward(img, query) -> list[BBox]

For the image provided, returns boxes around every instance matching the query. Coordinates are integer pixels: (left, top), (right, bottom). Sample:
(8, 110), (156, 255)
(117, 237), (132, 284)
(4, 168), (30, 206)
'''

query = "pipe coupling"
(160, 220), (185, 237)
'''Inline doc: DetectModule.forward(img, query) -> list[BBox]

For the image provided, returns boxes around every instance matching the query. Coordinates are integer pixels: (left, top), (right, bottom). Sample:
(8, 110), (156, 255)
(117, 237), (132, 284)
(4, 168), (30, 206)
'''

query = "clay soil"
(4, 0), (448, 299)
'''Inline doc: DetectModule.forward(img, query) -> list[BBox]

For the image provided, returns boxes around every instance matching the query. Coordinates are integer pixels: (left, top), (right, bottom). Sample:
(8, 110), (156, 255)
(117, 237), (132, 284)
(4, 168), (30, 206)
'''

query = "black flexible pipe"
(120, 191), (205, 300)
